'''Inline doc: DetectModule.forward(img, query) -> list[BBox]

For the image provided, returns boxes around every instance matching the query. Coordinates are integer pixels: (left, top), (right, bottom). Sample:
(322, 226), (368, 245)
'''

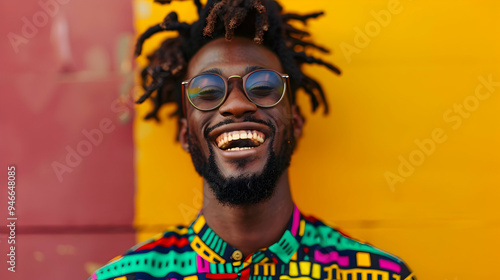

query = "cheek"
(188, 122), (204, 144)
(186, 113), (212, 150)
(187, 128), (212, 160)
(271, 106), (293, 131)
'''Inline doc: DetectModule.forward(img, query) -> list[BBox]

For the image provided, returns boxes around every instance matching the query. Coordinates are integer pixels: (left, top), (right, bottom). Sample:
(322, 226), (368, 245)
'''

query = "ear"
(179, 118), (190, 152)
(291, 105), (304, 139)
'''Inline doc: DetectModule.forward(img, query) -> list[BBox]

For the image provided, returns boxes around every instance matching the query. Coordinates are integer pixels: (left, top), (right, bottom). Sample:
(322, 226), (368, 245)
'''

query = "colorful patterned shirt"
(91, 206), (415, 280)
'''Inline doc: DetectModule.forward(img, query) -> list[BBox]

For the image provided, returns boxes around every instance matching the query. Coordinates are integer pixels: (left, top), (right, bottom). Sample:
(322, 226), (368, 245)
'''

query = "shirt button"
(232, 250), (243, 261)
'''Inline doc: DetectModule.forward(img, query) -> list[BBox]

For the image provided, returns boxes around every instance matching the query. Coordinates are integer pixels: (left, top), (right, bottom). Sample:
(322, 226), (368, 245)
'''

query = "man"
(92, 0), (415, 279)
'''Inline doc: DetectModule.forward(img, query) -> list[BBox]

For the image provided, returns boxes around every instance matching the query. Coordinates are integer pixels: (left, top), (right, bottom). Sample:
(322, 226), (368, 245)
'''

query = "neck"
(201, 170), (294, 257)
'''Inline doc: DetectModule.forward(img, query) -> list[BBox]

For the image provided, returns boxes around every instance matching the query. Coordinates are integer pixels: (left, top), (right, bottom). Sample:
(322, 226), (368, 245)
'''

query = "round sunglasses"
(182, 69), (289, 112)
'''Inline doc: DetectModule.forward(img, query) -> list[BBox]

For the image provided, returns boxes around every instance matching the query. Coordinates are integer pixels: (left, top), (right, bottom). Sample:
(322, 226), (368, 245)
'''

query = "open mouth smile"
(208, 122), (271, 155)
(216, 130), (266, 151)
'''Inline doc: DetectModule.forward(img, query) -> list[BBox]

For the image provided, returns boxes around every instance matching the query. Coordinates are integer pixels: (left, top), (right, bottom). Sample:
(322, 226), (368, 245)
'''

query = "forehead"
(187, 37), (284, 77)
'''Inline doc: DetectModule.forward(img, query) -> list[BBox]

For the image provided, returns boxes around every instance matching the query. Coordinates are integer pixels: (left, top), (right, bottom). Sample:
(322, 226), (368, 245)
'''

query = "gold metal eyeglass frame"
(181, 69), (290, 114)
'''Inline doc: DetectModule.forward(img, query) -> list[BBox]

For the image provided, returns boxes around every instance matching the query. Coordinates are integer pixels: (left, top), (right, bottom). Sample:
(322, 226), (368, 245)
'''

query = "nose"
(218, 79), (258, 117)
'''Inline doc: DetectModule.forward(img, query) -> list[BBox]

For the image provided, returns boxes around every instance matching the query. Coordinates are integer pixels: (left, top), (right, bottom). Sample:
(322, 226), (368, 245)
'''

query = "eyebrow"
(245, 65), (265, 73)
(200, 68), (223, 75)
(201, 66), (265, 77)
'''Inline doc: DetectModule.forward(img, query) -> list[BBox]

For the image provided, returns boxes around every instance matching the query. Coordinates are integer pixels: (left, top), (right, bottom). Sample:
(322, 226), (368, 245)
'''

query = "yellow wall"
(133, 1), (500, 279)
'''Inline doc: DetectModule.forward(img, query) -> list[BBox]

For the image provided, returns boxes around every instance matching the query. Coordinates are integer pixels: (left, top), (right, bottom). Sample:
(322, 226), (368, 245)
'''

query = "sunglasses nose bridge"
(227, 74), (242, 80)
(218, 75), (258, 116)
(226, 75), (247, 99)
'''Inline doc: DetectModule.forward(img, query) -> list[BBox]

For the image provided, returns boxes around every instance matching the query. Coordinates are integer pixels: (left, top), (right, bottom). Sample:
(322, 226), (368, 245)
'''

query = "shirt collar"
(188, 205), (303, 265)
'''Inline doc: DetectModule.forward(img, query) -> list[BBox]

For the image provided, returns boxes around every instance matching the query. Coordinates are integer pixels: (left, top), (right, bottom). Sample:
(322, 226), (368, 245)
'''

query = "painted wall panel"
(0, 0), (137, 278)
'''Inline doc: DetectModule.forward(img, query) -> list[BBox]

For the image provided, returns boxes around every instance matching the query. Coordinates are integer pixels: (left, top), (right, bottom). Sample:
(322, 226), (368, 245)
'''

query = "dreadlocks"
(135, 0), (340, 122)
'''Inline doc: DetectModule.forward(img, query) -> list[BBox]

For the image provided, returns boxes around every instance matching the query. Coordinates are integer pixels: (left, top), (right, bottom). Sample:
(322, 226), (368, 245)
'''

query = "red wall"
(0, 1), (136, 278)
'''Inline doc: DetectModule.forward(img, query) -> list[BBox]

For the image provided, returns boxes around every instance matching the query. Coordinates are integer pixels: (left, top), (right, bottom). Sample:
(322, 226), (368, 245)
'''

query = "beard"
(187, 121), (296, 207)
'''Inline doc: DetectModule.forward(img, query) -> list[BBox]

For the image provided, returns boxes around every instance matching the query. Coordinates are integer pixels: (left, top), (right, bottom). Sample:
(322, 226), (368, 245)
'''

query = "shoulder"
(90, 225), (192, 280)
(300, 215), (416, 279)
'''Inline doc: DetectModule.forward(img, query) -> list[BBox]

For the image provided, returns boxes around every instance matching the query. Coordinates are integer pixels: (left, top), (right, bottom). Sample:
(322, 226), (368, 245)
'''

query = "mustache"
(204, 116), (276, 138)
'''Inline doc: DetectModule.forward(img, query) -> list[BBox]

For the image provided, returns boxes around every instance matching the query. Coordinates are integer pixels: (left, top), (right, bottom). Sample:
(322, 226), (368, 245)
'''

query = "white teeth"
(216, 129), (266, 149)
(226, 147), (255, 151)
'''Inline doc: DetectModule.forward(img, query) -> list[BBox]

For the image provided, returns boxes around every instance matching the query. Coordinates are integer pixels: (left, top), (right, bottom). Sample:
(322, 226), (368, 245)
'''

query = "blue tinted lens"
(245, 70), (284, 106)
(187, 74), (226, 110)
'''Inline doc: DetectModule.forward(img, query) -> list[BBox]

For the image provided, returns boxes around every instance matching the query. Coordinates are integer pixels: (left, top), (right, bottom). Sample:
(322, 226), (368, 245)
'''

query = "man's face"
(179, 37), (303, 206)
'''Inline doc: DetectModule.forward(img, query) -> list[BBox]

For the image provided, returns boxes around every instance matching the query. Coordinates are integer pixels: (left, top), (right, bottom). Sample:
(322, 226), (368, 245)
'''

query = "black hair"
(135, 0), (340, 123)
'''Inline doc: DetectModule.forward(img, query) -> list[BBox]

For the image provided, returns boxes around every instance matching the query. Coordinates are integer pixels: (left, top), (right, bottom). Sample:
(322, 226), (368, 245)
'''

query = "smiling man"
(91, 0), (415, 279)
